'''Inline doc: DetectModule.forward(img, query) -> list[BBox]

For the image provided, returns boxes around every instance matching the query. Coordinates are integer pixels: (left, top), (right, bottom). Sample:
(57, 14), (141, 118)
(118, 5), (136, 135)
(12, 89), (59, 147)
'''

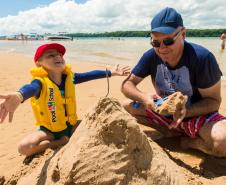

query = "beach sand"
(0, 52), (226, 184)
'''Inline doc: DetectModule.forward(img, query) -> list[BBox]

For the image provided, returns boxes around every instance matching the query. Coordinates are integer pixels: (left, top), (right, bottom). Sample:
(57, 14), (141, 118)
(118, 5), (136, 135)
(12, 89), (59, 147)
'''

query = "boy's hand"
(110, 64), (130, 76)
(0, 92), (23, 123)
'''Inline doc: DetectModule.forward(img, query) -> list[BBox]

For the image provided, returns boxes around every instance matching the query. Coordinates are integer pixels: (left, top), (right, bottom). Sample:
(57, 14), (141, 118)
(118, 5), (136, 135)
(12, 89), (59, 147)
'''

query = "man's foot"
(180, 137), (190, 150)
(180, 137), (224, 157)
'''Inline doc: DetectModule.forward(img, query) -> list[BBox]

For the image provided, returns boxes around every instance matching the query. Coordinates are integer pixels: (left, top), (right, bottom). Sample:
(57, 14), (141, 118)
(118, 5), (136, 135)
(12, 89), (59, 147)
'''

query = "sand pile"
(5, 98), (200, 185)
(154, 92), (187, 115)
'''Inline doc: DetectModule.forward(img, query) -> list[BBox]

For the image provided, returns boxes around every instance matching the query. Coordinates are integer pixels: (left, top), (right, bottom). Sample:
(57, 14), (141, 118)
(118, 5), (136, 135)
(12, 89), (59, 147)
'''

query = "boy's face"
(36, 49), (65, 73)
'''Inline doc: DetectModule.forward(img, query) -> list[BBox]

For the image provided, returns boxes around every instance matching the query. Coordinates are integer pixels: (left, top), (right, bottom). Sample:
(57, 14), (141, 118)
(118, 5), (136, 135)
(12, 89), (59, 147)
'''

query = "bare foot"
(180, 137), (224, 157)
(49, 136), (69, 149)
(180, 137), (190, 150)
(0, 176), (5, 185)
(58, 136), (70, 145)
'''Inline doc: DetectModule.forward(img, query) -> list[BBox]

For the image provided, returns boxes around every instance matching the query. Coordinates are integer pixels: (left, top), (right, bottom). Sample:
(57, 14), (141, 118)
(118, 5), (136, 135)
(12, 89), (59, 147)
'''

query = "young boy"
(0, 43), (130, 156)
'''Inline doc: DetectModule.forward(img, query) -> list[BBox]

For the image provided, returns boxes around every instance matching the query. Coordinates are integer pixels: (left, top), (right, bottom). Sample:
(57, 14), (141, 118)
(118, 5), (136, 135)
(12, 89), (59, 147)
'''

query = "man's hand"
(0, 92), (23, 123)
(169, 96), (188, 129)
(143, 93), (161, 111)
(110, 64), (131, 76)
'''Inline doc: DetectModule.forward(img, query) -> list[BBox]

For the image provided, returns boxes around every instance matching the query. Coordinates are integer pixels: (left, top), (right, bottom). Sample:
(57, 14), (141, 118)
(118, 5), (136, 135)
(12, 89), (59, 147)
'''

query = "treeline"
(63, 29), (225, 38)
(186, 29), (226, 37)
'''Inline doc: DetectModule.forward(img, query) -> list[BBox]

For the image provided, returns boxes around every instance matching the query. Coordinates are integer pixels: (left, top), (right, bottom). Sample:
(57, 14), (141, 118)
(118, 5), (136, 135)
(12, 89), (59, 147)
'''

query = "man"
(121, 7), (226, 157)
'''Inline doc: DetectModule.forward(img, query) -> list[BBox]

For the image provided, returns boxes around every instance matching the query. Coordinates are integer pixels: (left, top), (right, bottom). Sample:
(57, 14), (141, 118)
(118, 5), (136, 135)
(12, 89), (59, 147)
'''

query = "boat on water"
(45, 35), (73, 41)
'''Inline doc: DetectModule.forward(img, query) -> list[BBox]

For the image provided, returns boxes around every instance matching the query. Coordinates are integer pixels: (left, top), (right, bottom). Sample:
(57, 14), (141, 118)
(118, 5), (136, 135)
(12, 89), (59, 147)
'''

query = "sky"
(0, 0), (87, 17)
(0, 0), (225, 35)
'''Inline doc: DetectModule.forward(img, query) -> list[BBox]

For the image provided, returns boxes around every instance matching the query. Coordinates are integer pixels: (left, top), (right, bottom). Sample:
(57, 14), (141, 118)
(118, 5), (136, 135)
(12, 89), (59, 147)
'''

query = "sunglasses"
(150, 30), (182, 48)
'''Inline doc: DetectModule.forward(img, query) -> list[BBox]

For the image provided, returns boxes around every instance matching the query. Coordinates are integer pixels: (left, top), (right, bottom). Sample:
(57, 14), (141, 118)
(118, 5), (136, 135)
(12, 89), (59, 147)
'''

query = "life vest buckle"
(65, 98), (72, 104)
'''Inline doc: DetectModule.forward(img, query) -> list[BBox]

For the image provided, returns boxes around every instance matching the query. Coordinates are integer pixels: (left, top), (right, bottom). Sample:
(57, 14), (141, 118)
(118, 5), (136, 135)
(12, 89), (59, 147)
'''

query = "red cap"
(34, 43), (66, 62)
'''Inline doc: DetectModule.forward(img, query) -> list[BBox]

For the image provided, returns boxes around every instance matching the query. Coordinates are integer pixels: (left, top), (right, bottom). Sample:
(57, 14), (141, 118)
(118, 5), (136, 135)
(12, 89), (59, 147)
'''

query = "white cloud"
(0, 0), (225, 35)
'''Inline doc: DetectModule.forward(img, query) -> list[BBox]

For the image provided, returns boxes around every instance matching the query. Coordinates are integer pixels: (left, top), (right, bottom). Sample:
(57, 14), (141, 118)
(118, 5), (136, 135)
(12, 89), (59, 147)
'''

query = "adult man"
(121, 7), (226, 157)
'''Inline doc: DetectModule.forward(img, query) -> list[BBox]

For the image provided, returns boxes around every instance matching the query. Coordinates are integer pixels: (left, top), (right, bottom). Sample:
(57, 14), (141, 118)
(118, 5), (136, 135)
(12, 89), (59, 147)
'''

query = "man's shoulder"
(143, 48), (156, 57)
(140, 48), (159, 63)
(184, 41), (212, 59)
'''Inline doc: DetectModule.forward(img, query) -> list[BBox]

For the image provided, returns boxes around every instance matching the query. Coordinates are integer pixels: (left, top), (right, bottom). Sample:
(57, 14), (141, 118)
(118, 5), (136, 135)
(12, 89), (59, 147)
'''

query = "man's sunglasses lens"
(151, 38), (174, 48)
(151, 40), (161, 47)
(163, 38), (174, 46)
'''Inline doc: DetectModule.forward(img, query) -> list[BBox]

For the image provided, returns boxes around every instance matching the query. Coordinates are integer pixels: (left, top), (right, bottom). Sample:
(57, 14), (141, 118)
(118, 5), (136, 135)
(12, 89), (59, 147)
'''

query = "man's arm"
(121, 74), (145, 101)
(121, 74), (156, 110)
(186, 80), (221, 118)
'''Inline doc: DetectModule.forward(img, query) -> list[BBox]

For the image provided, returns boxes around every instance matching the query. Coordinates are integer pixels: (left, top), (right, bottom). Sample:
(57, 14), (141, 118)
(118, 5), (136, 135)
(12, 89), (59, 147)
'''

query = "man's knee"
(210, 120), (226, 155)
(122, 99), (147, 116)
(122, 99), (132, 113)
(212, 139), (226, 156)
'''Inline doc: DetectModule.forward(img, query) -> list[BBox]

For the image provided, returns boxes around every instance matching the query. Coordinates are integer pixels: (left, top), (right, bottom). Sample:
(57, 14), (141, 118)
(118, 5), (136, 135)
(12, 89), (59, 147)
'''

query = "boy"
(0, 43), (130, 156)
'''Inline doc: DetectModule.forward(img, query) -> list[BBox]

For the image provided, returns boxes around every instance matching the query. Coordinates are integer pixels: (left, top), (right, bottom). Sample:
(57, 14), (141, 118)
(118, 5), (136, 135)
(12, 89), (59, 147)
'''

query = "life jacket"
(30, 65), (77, 132)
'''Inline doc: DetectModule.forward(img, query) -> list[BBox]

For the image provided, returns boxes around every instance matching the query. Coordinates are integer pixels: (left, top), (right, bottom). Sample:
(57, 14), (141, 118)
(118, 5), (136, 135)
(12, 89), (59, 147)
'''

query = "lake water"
(0, 37), (225, 76)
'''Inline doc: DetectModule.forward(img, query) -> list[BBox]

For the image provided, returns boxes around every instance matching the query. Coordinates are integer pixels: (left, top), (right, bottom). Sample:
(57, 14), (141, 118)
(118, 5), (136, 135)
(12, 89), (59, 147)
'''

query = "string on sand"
(105, 68), (110, 97)
(104, 68), (123, 112)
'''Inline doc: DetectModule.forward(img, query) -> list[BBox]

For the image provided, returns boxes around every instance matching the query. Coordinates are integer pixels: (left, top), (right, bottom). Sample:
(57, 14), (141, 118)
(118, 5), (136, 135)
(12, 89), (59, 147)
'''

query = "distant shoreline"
(64, 29), (226, 38)
(1, 29), (225, 39)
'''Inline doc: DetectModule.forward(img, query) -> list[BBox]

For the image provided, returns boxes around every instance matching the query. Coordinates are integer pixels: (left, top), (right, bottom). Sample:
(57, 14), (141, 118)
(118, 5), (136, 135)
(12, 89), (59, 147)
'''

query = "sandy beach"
(0, 52), (226, 184)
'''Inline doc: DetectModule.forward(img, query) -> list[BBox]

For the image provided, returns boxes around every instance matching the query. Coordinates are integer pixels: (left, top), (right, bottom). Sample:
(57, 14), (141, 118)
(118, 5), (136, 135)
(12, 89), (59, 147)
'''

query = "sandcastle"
(4, 97), (199, 185)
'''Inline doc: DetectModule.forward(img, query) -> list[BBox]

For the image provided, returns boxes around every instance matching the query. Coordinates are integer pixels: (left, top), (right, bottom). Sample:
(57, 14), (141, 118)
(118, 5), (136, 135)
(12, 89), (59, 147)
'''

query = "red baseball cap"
(34, 43), (66, 62)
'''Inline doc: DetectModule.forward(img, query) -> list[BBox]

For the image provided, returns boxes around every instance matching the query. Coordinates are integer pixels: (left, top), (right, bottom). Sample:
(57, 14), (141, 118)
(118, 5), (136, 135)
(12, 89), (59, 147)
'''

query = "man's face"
(151, 28), (185, 64)
(37, 49), (65, 72)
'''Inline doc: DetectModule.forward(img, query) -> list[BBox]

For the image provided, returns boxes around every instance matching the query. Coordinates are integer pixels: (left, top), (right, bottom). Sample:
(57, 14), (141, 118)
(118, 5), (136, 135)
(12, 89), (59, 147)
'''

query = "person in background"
(220, 31), (226, 50)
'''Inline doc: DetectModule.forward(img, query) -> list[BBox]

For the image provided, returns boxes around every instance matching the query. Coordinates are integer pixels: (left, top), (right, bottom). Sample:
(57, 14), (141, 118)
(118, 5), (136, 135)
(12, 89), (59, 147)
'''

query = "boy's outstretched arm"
(74, 65), (131, 84)
(110, 64), (130, 76)
(0, 80), (42, 123)
(0, 92), (23, 123)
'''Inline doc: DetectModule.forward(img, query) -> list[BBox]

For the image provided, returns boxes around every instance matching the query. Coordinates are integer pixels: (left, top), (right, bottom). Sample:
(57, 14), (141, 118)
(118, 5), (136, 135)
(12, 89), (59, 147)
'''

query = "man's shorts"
(39, 123), (74, 140)
(146, 110), (225, 138)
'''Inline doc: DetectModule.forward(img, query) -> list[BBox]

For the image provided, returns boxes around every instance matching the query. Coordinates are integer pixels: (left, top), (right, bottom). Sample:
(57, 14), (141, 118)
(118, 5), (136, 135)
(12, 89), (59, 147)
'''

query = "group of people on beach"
(0, 7), (226, 158)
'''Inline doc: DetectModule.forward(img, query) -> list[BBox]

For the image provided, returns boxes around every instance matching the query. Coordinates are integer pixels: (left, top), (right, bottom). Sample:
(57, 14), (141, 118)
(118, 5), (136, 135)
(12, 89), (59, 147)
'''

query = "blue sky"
(0, 0), (88, 17)
(0, 0), (225, 35)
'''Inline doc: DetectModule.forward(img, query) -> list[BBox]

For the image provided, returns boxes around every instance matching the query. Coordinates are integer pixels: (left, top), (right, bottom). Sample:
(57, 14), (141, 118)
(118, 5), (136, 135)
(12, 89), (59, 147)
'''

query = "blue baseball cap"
(151, 7), (183, 34)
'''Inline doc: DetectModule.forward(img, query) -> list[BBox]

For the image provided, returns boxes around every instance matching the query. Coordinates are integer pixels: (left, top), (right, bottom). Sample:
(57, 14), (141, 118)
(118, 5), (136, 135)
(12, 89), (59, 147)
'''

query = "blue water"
(0, 37), (225, 76)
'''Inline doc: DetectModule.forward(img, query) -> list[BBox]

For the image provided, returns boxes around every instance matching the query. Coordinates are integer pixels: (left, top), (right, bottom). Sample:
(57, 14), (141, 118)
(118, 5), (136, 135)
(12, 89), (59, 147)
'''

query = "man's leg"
(122, 99), (147, 116)
(122, 99), (181, 137)
(181, 120), (226, 157)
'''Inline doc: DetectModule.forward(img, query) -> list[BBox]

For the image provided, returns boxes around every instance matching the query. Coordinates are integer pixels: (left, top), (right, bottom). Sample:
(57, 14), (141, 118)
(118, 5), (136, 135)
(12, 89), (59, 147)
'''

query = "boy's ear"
(182, 29), (186, 39)
(35, 61), (42, 67)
